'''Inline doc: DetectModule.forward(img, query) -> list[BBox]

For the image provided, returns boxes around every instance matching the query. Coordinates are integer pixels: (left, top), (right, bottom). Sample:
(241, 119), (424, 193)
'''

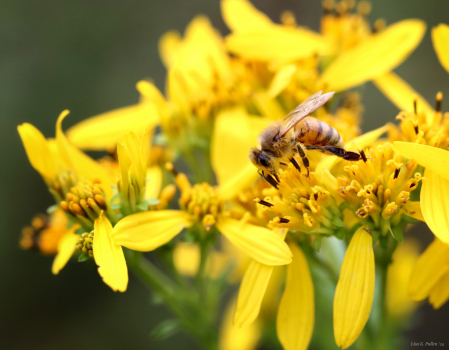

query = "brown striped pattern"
(295, 118), (344, 147)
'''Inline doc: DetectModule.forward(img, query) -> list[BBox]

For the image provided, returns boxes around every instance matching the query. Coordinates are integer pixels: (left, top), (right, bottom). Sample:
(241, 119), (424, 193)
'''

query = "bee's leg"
(297, 144), (310, 177)
(306, 146), (361, 161)
(258, 170), (279, 189)
(289, 157), (301, 172)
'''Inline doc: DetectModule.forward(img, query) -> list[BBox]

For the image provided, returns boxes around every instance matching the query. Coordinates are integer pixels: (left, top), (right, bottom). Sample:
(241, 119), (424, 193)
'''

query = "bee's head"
(249, 148), (277, 175)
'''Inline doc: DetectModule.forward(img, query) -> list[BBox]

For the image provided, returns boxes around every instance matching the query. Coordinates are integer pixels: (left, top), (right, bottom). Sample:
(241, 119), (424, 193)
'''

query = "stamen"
(436, 92), (443, 112)
(413, 99), (417, 115)
(414, 125), (419, 134)
(279, 217), (290, 224)
(255, 199), (274, 207)
(393, 168), (400, 179)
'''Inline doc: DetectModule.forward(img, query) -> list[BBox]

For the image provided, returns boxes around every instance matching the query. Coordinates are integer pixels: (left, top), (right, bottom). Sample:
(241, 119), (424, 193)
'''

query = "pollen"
(76, 231), (94, 257)
(60, 179), (109, 227)
(177, 174), (222, 231)
(337, 143), (423, 237)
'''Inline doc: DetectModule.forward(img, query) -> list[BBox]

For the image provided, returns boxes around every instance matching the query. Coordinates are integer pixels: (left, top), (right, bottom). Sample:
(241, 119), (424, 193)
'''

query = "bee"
(249, 91), (360, 186)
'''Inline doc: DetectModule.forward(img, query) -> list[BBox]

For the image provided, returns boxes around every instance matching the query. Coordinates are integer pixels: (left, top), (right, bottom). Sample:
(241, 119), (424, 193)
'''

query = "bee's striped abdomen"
(295, 118), (344, 147)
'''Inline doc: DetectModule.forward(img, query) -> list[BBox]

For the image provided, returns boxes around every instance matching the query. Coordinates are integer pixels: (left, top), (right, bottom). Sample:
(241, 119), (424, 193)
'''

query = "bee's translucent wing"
(279, 91), (335, 137)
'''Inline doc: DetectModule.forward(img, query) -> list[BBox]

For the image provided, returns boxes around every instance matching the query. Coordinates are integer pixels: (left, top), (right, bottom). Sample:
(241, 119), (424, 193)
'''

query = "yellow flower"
(386, 239), (420, 318)
(111, 171), (292, 267)
(66, 81), (160, 151)
(221, 0), (425, 92)
(18, 110), (116, 200)
(408, 238), (449, 309)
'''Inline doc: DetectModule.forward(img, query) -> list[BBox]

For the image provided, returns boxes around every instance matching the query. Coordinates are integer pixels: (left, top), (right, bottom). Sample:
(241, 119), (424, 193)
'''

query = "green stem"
(126, 251), (218, 350)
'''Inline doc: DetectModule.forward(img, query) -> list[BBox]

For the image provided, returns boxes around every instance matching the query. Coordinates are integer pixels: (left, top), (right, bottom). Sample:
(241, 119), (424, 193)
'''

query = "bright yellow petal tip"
(320, 19), (426, 91)
(217, 217), (292, 266)
(234, 260), (274, 327)
(374, 72), (433, 118)
(277, 243), (314, 350)
(111, 210), (193, 251)
(334, 226), (375, 349)
(17, 123), (58, 184)
(93, 213), (128, 292)
(51, 231), (79, 275)
(432, 23), (449, 74)
(221, 0), (272, 34)
(408, 238), (449, 301)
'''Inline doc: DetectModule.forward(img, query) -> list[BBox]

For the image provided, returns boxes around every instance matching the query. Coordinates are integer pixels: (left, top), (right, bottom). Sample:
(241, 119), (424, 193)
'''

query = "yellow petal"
(432, 24), (449, 74)
(319, 19), (426, 91)
(173, 242), (200, 277)
(267, 64), (297, 98)
(117, 142), (131, 199)
(211, 107), (269, 186)
(421, 169), (449, 244)
(67, 103), (159, 151)
(386, 239), (420, 317)
(277, 242), (314, 350)
(234, 260), (274, 327)
(393, 142), (449, 181)
(408, 238), (449, 301)
(121, 131), (145, 188)
(221, 0), (273, 33)
(334, 226), (375, 349)
(429, 271), (449, 309)
(219, 297), (261, 350)
(216, 217), (292, 266)
(56, 111), (116, 198)
(136, 81), (168, 117)
(226, 26), (332, 63)
(159, 30), (182, 68)
(315, 124), (389, 173)
(51, 230), (79, 275)
(111, 210), (193, 251)
(403, 201), (425, 222)
(373, 72), (433, 121)
(17, 123), (57, 183)
(145, 166), (163, 199)
(93, 213), (128, 292)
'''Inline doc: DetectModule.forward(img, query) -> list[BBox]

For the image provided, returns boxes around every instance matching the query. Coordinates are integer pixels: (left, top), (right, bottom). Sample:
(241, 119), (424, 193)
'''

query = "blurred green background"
(2, 0), (449, 349)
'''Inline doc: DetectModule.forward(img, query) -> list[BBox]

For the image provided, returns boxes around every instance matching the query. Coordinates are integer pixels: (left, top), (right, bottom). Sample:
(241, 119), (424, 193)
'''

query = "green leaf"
(331, 216), (345, 227)
(111, 203), (121, 210)
(146, 198), (159, 206)
(78, 253), (91, 262)
(75, 228), (85, 235)
(46, 204), (58, 214)
(136, 201), (149, 211)
(150, 319), (180, 340)
(390, 226), (404, 243)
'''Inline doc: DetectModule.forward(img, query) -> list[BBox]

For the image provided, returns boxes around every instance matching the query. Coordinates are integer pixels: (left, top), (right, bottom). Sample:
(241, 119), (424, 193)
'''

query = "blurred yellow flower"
(386, 239), (420, 318)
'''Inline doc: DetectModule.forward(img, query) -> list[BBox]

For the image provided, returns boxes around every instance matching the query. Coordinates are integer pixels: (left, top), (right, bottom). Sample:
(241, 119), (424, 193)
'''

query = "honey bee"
(249, 91), (360, 186)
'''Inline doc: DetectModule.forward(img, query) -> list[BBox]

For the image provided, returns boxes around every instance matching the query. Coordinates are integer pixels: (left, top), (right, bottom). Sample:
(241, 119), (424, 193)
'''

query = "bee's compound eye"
(259, 154), (270, 167)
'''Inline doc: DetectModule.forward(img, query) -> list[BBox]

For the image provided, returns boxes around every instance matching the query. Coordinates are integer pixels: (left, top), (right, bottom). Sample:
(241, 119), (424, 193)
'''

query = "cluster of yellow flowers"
(18, 0), (449, 349)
